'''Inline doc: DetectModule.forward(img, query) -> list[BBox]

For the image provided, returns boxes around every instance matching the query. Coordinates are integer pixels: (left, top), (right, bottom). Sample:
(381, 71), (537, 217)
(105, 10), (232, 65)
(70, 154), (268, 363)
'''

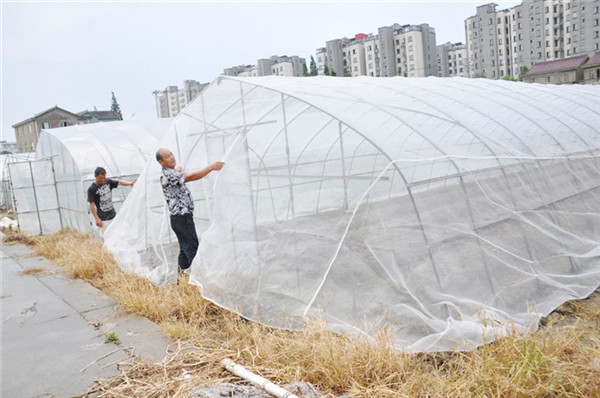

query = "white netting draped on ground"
(104, 76), (599, 352)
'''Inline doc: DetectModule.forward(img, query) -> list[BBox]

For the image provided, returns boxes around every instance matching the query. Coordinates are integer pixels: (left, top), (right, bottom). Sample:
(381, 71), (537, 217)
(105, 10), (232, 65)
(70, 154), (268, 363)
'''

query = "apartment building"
(465, 1), (600, 79)
(317, 23), (437, 78)
(345, 34), (369, 77)
(154, 80), (208, 118)
(224, 55), (307, 78)
(364, 35), (381, 77)
(393, 24), (437, 77)
(315, 47), (327, 75)
(437, 42), (470, 77)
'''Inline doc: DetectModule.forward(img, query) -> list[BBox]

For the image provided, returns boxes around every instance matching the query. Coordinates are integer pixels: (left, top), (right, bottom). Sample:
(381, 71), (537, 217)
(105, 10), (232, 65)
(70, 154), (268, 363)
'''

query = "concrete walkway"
(1, 239), (171, 398)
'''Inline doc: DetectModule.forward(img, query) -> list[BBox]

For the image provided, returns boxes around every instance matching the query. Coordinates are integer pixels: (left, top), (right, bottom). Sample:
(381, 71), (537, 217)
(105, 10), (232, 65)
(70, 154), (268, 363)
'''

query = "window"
(408, 45), (413, 52)
(42, 122), (50, 129)
(490, 39), (494, 45)
(491, 49), (495, 56)
(564, 73), (569, 82)
(490, 28), (494, 35)
(408, 36), (413, 42)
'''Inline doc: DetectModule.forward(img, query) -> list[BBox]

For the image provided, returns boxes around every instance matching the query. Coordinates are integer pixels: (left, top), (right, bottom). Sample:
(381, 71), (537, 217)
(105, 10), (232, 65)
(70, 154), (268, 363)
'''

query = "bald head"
(156, 148), (176, 169)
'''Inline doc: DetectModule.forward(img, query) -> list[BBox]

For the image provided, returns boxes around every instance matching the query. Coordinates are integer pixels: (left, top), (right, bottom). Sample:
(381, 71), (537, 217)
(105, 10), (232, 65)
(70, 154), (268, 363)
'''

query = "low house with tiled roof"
(77, 110), (122, 123)
(522, 54), (588, 85)
(582, 52), (600, 84)
(12, 106), (91, 153)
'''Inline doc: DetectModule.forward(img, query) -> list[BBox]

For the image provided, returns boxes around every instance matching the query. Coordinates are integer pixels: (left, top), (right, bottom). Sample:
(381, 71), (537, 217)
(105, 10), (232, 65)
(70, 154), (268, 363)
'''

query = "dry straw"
(4, 228), (599, 397)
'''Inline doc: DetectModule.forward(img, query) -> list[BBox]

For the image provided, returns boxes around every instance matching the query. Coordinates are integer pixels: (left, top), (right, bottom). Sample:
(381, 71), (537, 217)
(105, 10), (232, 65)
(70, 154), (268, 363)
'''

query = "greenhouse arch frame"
(106, 76), (599, 352)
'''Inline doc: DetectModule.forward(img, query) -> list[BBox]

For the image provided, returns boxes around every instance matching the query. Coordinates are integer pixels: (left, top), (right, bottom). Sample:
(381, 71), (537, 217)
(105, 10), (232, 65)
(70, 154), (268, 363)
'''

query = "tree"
(397, 67), (402, 76)
(309, 56), (318, 76)
(331, 68), (337, 77)
(111, 92), (123, 120)
(303, 62), (309, 77)
(323, 63), (330, 76)
(472, 72), (487, 79)
(343, 59), (351, 77)
(502, 75), (517, 81)
(518, 65), (529, 81)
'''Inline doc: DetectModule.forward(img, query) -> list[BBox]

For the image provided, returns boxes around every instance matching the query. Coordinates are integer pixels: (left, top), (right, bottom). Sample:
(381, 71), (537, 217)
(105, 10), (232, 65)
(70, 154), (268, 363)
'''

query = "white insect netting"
(105, 76), (599, 352)
(12, 119), (173, 234)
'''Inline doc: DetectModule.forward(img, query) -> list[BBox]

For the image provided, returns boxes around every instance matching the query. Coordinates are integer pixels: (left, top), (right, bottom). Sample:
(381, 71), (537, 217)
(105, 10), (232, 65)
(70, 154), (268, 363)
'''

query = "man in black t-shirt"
(87, 167), (135, 237)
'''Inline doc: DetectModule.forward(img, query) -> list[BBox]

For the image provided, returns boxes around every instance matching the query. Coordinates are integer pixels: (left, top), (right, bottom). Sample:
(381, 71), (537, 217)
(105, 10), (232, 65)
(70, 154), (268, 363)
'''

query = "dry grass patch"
(9, 228), (600, 397)
(18, 267), (46, 276)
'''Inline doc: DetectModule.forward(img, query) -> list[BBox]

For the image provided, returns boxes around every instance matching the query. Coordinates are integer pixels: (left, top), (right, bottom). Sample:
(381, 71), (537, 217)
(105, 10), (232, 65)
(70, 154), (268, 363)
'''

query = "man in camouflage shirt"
(156, 148), (224, 271)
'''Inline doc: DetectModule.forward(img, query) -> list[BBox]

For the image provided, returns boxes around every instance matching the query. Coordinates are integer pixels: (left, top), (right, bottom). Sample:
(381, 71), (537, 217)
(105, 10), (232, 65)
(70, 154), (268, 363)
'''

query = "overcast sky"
(1, 0), (520, 142)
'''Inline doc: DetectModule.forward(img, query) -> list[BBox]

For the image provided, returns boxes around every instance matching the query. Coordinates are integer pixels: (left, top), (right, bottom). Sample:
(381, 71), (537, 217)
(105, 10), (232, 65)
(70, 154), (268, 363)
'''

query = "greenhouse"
(8, 118), (172, 235)
(105, 76), (599, 352)
(1, 152), (34, 210)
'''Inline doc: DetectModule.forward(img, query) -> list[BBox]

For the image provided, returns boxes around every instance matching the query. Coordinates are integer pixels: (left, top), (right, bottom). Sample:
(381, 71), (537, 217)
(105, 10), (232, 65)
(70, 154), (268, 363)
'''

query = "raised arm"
(184, 161), (225, 183)
(118, 179), (136, 186)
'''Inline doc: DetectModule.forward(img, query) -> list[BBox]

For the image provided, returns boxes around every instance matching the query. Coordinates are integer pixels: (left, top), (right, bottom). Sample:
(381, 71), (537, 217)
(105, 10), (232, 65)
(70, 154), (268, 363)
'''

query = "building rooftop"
(526, 54), (588, 76)
(12, 106), (85, 128)
(584, 51), (600, 67)
(77, 110), (120, 120)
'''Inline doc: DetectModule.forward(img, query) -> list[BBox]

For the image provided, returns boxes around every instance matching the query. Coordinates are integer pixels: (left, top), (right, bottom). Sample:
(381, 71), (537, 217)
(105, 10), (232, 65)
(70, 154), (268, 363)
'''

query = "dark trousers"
(170, 213), (199, 270)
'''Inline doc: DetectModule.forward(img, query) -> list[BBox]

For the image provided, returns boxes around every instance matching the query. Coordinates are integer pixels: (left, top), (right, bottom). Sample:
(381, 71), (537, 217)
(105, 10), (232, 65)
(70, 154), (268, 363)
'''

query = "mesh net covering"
(105, 76), (599, 352)
(31, 119), (172, 233)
